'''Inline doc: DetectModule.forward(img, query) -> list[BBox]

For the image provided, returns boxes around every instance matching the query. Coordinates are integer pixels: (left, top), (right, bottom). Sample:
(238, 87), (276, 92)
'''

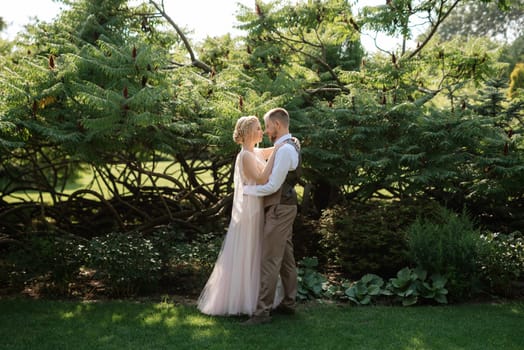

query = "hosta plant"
(345, 273), (384, 305)
(385, 267), (448, 306)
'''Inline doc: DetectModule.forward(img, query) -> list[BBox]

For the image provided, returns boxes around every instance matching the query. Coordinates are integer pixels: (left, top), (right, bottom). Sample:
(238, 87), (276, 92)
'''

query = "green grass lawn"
(0, 298), (522, 350)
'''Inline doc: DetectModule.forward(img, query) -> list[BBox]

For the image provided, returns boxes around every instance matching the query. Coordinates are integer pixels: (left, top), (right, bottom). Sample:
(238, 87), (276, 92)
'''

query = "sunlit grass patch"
(0, 299), (522, 350)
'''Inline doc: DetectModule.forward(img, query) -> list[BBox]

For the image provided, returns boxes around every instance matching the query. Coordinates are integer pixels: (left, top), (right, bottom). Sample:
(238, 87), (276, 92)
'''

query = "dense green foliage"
(296, 256), (327, 300)
(406, 207), (483, 300)
(87, 232), (161, 296)
(478, 231), (524, 296)
(317, 200), (432, 278)
(384, 267), (448, 306)
(341, 268), (448, 306)
(4, 234), (85, 295)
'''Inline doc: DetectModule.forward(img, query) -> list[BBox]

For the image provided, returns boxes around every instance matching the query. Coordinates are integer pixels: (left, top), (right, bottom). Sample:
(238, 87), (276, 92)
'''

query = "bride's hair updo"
(233, 116), (259, 144)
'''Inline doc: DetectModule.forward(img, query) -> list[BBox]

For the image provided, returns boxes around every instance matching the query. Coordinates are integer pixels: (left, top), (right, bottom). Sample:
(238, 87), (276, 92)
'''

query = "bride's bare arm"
(242, 146), (281, 185)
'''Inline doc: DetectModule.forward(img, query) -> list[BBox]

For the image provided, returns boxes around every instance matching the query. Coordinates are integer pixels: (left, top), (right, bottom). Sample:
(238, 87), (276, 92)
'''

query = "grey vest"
(263, 137), (301, 208)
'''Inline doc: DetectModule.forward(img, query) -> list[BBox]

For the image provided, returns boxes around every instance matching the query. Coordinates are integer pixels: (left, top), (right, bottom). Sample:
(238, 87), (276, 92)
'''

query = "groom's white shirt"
(244, 133), (298, 197)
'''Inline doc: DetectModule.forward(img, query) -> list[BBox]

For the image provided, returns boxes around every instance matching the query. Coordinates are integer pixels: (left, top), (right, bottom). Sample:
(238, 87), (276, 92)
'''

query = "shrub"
(150, 227), (223, 295)
(86, 232), (161, 297)
(384, 267), (448, 306)
(406, 206), (483, 300)
(478, 231), (524, 297)
(297, 257), (327, 300)
(318, 200), (440, 278)
(344, 273), (384, 305)
(4, 234), (85, 295)
(336, 267), (448, 306)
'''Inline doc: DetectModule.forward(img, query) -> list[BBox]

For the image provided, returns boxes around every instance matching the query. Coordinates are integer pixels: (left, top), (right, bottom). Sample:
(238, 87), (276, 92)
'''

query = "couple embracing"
(197, 107), (301, 325)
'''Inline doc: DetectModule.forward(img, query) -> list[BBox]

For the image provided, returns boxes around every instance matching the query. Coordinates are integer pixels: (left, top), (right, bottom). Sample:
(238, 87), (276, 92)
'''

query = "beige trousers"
(254, 203), (297, 317)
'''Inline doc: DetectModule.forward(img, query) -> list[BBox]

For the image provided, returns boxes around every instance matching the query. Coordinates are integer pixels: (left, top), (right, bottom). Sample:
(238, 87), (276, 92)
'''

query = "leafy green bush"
(478, 231), (524, 296)
(297, 257), (327, 300)
(406, 206), (483, 300)
(318, 200), (440, 278)
(344, 274), (384, 305)
(150, 227), (223, 294)
(4, 235), (85, 295)
(419, 273), (449, 304)
(86, 232), (161, 297)
(384, 267), (448, 306)
(334, 267), (448, 306)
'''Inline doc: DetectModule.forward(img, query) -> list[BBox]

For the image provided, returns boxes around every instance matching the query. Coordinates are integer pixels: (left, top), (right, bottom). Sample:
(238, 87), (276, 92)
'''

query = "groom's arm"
(244, 145), (296, 197)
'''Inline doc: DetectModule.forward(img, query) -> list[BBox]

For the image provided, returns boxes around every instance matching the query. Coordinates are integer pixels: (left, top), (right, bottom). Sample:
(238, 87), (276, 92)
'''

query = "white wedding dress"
(197, 149), (282, 316)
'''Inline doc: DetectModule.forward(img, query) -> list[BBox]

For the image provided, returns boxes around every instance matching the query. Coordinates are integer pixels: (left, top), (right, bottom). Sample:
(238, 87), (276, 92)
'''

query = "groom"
(244, 107), (301, 325)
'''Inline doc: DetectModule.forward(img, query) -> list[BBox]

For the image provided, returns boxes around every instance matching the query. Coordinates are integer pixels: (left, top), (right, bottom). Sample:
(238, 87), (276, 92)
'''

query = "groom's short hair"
(265, 107), (289, 127)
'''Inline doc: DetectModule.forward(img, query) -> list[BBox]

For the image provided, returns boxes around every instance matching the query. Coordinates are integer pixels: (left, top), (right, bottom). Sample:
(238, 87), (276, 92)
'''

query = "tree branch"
(148, 0), (212, 73)
(408, 0), (461, 59)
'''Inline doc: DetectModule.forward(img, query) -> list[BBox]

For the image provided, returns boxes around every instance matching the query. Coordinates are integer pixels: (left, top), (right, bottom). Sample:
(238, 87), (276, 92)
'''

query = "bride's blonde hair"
(233, 116), (259, 144)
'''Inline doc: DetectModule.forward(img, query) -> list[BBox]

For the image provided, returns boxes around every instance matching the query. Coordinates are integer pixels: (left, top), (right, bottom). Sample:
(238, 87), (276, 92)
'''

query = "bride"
(197, 115), (281, 316)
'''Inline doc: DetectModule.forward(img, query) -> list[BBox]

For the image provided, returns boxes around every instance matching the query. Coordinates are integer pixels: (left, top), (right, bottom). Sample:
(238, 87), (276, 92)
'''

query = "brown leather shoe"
(272, 304), (295, 315)
(242, 315), (272, 325)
